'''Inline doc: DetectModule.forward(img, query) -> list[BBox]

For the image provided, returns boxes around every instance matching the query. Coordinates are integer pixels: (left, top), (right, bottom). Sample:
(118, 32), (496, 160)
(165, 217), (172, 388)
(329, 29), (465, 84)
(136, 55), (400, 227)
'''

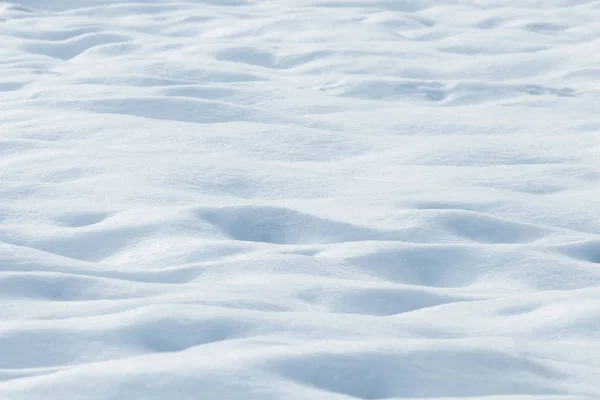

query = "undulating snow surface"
(1, 0), (599, 399)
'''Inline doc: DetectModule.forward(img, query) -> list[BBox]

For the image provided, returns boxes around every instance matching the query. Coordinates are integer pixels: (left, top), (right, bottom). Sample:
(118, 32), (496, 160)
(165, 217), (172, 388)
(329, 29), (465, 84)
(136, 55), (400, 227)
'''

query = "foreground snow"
(1, 0), (599, 399)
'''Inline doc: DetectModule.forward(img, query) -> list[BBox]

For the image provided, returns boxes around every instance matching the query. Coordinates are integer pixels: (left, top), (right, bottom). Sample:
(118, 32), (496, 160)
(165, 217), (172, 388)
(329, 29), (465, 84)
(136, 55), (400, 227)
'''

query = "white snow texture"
(1, 0), (599, 399)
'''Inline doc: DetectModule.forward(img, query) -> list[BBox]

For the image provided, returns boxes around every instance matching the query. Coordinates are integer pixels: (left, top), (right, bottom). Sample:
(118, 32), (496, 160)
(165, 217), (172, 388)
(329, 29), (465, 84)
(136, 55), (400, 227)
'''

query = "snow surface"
(1, 0), (599, 399)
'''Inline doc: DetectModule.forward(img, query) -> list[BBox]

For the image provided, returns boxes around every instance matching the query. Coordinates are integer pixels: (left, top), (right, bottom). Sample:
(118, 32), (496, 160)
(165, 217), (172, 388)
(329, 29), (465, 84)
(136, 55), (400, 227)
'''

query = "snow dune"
(1, 0), (599, 399)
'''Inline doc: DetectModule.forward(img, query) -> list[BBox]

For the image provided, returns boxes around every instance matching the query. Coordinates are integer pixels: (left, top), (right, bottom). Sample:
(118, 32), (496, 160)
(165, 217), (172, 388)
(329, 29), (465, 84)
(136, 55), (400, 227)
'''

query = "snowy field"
(1, 0), (599, 399)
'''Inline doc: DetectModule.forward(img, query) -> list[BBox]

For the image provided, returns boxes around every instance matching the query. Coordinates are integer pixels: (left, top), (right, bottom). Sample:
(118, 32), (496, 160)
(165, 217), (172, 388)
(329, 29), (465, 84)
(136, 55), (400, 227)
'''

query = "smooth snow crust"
(0, 0), (599, 399)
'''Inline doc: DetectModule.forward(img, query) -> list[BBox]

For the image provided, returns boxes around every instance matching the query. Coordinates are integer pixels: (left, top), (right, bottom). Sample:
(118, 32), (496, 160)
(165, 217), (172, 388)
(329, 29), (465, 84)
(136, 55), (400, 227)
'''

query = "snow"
(1, 0), (599, 399)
